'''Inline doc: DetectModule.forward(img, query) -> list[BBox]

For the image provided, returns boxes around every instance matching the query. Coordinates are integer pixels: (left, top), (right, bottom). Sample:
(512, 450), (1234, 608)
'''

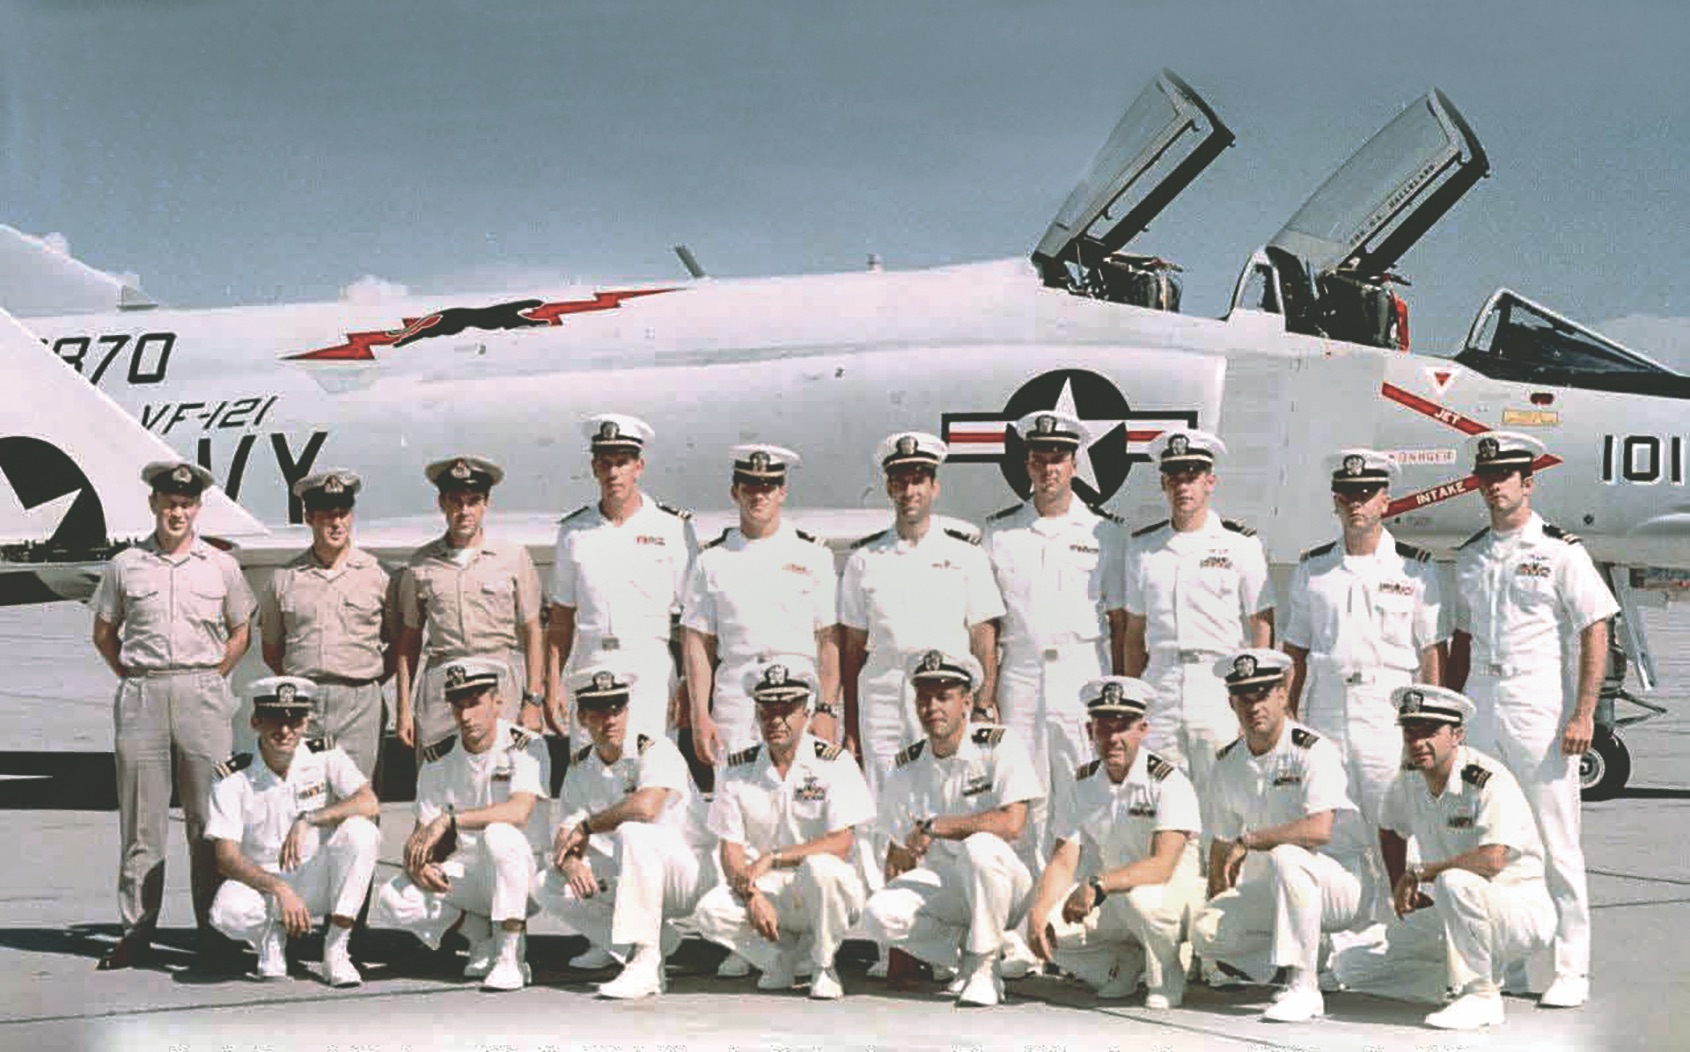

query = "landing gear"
(1579, 728), (1631, 802)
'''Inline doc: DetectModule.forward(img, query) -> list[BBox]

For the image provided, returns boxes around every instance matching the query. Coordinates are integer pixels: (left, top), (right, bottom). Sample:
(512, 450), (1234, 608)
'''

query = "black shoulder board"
(986, 503), (1021, 522)
(1131, 518), (1169, 539)
(1457, 527), (1490, 550)
(637, 733), (655, 755)
(1217, 738), (1240, 760)
(1394, 540), (1433, 563)
(304, 736), (334, 753)
(421, 735), (458, 764)
(1461, 762), (1493, 788)
(1221, 518), (1256, 537)
(1087, 504), (1124, 525)
(573, 743), (593, 764)
(1301, 540), (1337, 562)
(895, 739), (927, 767)
(1541, 523), (1583, 546)
(1290, 727), (1319, 749)
(813, 739), (843, 761)
(794, 528), (820, 544)
(654, 500), (693, 520)
(726, 744), (762, 767)
(1146, 753), (1175, 781)
(943, 526), (982, 546)
(850, 528), (889, 550)
(558, 503), (592, 525)
(702, 527), (731, 550)
(214, 752), (253, 779)
(971, 725), (1006, 747)
(1074, 758), (1101, 780)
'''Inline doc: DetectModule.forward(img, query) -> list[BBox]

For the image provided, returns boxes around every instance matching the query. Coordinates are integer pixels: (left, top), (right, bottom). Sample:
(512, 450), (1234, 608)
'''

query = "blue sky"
(1, 1), (1686, 358)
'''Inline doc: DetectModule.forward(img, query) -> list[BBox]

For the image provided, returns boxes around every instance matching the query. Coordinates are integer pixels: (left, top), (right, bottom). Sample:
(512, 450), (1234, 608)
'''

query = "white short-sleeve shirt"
(878, 725), (1044, 867)
(560, 732), (708, 847)
(1209, 719), (1361, 861)
(982, 501), (1126, 652)
(838, 523), (1004, 657)
(680, 522), (838, 673)
(416, 719), (550, 855)
(707, 735), (875, 862)
(1051, 747), (1202, 881)
(548, 496), (698, 652)
(1380, 745), (1545, 886)
(1119, 513), (1274, 656)
(204, 742), (367, 870)
(1282, 526), (1447, 673)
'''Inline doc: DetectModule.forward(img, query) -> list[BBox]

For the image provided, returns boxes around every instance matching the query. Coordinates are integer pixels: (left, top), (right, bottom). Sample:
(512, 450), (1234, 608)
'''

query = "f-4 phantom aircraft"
(0, 71), (1683, 797)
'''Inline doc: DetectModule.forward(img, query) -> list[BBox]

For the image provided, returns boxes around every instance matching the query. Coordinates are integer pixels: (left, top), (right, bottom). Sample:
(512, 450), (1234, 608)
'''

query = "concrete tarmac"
(2, 602), (1686, 1051)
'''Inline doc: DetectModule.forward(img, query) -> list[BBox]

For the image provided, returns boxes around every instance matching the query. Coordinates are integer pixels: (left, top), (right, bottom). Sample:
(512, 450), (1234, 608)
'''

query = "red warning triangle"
(1425, 366), (1457, 396)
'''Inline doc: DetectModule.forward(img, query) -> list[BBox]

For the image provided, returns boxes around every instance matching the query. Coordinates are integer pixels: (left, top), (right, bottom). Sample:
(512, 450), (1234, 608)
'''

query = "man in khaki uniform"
(258, 469), (393, 778)
(394, 455), (545, 751)
(91, 460), (256, 968)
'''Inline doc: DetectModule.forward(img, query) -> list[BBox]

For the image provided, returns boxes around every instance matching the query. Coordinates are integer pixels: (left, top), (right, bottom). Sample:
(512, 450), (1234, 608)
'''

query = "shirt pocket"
(467, 576), (516, 627)
(184, 576), (228, 629)
(1061, 545), (1104, 605)
(340, 591), (385, 635)
(1373, 589), (1417, 649)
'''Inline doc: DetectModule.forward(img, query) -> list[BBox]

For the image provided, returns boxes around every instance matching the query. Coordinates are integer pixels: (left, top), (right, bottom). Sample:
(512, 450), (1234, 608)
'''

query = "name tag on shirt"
(1127, 803), (1157, 818)
(1447, 813), (1476, 829)
(1379, 580), (1415, 597)
(636, 535), (667, 546)
(794, 776), (827, 803)
(1070, 544), (1099, 555)
(295, 782), (327, 804)
(1516, 561), (1552, 579)
(1201, 554), (1233, 570)
(1271, 772), (1303, 787)
(961, 775), (992, 798)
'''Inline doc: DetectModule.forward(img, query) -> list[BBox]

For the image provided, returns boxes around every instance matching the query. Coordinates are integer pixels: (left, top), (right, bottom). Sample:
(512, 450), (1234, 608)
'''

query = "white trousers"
(1465, 669), (1589, 978)
(998, 641), (1106, 855)
(209, 816), (381, 944)
(1142, 653), (1235, 820)
(1334, 871), (1556, 1003)
(535, 821), (711, 955)
(856, 651), (926, 800)
(1191, 845), (1363, 980)
(709, 660), (765, 756)
(862, 832), (1034, 969)
(693, 854), (866, 972)
(369, 823), (537, 947)
(1046, 875), (1203, 992)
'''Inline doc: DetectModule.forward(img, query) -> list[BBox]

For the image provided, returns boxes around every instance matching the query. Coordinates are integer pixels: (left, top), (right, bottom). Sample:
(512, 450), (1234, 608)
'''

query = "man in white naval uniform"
(863, 650), (1044, 1007)
(1448, 430), (1617, 1009)
(1115, 430), (1273, 816)
(692, 657), (876, 1000)
(547, 414), (698, 748)
(536, 665), (713, 999)
(1334, 686), (1555, 1031)
(840, 430), (1004, 796)
(205, 677), (380, 986)
(1027, 676), (1204, 1009)
(371, 658), (551, 992)
(1191, 648), (1366, 1023)
(682, 444), (840, 769)
(982, 409), (1124, 855)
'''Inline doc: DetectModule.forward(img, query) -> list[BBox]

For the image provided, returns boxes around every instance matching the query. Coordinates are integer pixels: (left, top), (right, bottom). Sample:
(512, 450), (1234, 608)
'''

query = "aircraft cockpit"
(1031, 70), (1232, 313)
(1454, 289), (1690, 398)
(1231, 90), (1489, 350)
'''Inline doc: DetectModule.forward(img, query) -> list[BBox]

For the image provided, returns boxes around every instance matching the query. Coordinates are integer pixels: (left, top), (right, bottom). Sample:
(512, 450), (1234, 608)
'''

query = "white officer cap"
(569, 664), (639, 710)
(141, 460), (214, 496)
(292, 468), (362, 509)
(1324, 448), (1399, 490)
(875, 431), (947, 473)
(744, 655), (819, 707)
(582, 413), (655, 456)
(440, 657), (504, 702)
(249, 675), (316, 715)
(1212, 648), (1292, 693)
(1467, 430), (1546, 472)
(1150, 428), (1226, 472)
(1392, 685), (1475, 726)
(424, 455), (504, 491)
(1081, 676), (1152, 719)
(1009, 410), (1088, 451)
(730, 443), (801, 485)
(907, 648), (984, 691)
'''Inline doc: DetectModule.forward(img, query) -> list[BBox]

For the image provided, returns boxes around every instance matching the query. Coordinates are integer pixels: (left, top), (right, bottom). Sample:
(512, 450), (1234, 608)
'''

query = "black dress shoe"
(98, 936), (148, 971)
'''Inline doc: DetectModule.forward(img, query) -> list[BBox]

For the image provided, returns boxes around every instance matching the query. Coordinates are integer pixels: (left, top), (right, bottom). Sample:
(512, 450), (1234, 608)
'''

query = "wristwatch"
(916, 817), (935, 838)
(521, 690), (545, 708)
(814, 702), (839, 718)
(1089, 876), (1108, 906)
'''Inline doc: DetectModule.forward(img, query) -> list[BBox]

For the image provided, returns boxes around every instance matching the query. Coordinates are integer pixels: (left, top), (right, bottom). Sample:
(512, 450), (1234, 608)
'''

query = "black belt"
(312, 674), (382, 687)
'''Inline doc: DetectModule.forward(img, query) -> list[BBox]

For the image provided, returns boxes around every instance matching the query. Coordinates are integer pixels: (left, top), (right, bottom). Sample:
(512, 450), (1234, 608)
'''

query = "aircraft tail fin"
(0, 226), (155, 316)
(0, 305), (265, 557)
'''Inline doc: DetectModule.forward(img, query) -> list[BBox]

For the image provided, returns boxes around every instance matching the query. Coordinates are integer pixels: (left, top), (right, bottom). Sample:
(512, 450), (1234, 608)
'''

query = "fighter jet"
(0, 71), (1681, 795)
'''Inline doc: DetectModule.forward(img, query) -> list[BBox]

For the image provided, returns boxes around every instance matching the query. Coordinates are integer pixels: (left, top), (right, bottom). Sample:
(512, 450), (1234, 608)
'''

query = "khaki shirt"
(397, 536), (541, 664)
(91, 534), (255, 671)
(257, 546), (391, 681)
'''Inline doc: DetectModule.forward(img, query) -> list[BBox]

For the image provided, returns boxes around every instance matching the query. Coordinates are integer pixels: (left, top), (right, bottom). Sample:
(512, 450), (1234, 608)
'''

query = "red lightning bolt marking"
(286, 289), (678, 361)
(1380, 381), (1563, 517)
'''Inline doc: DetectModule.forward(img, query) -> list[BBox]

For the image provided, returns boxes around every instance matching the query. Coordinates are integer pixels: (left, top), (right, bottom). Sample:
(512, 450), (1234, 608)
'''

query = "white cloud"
(339, 274), (410, 303)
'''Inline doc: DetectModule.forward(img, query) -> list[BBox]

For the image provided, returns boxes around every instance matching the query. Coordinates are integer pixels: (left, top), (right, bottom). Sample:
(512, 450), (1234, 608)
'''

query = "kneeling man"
(693, 657), (875, 999)
(1335, 685), (1555, 1030)
(206, 676), (380, 985)
(538, 664), (714, 999)
(371, 658), (550, 991)
(863, 650), (1043, 1007)
(1191, 648), (1366, 1022)
(1028, 676), (1203, 1008)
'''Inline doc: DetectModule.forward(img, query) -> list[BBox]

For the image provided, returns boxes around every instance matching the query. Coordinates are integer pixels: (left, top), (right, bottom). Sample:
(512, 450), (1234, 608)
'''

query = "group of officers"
(86, 407), (1617, 1033)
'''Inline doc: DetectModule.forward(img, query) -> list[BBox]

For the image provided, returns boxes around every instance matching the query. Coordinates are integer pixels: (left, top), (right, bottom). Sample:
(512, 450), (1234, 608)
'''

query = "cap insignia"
(749, 450), (771, 471)
(450, 459), (472, 479)
(1168, 434), (1189, 456)
(1101, 682), (1123, 704)
(896, 435), (917, 456)
(172, 465), (194, 483)
(276, 683), (296, 704)
(592, 671), (615, 692)
(1401, 690), (1424, 713)
(1034, 413), (1056, 435)
(444, 664), (467, 688)
(1233, 654), (1258, 678)
(1343, 454), (1364, 476)
(1477, 437), (1500, 460)
(921, 650), (944, 672)
(599, 420), (619, 440)
(323, 475), (346, 494)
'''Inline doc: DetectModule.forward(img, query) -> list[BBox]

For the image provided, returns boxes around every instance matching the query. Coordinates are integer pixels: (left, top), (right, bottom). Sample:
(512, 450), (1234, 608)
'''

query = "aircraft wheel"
(1579, 729), (1631, 802)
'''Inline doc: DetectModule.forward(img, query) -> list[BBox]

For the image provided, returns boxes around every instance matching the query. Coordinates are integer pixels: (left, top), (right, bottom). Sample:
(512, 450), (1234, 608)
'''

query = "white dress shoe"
(809, 966), (844, 1000)
(1426, 990), (1505, 1029)
(480, 932), (528, 991)
(256, 926), (288, 980)
(570, 945), (618, 969)
(1144, 966), (1185, 1010)
(598, 947), (664, 1000)
(1261, 986), (1324, 1023)
(955, 954), (1002, 1007)
(998, 931), (1038, 980)
(321, 935), (362, 988)
(1539, 974), (1589, 1008)
(716, 951), (752, 978)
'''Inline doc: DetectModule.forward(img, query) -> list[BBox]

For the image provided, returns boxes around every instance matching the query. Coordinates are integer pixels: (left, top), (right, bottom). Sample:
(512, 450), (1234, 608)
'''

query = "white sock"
(325, 924), (352, 955)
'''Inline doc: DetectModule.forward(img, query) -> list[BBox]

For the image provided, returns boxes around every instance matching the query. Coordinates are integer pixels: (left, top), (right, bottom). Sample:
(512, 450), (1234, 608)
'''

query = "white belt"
(1007, 639), (1101, 661)
(1469, 658), (1528, 678)
(1308, 655), (1413, 685)
(1149, 645), (1226, 666)
(575, 630), (668, 654)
